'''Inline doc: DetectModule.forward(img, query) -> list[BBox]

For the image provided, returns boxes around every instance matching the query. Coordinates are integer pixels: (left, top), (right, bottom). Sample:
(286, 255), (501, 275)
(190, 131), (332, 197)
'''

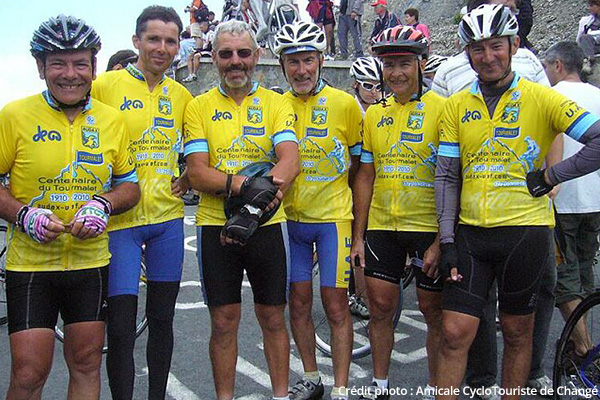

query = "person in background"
(422, 54), (447, 88)
(337, 0), (365, 60)
(577, 0), (600, 67)
(403, 8), (431, 43)
(369, 0), (400, 50)
(306, 0), (337, 59)
(515, 0), (534, 50)
(107, 49), (138, 71)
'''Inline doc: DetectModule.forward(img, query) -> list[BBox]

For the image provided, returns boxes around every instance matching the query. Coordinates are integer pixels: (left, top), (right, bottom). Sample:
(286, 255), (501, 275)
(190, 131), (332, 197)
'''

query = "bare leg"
(417, 288), (443, 386)
(321, 287), (352, 388)
(209, 303), (242, 400)
(500, 312), (535, 400)
(255, 304), (290, 397)
(558, 299), (592, 355)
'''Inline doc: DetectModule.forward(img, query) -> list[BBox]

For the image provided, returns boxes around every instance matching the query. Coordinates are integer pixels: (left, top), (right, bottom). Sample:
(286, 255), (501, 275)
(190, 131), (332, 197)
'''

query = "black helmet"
(31, 15), (101, 58)
(224, 161), (280, 224)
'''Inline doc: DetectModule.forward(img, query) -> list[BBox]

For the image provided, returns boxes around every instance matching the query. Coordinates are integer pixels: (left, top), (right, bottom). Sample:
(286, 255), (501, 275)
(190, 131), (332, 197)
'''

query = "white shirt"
(552, 81), (600, 214)
(431, 48), (550, 98)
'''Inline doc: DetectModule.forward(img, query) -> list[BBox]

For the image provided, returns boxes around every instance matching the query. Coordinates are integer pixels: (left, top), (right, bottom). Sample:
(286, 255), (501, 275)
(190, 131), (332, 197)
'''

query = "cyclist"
(183, 20), (299, 400)
(0, 15), (139, 399)
(350, 56), (384, 116)
(273, 21), (362, 400)
(422, 54), (447, 88)
(350, 26), (445, 400)
(435, 5), (600, 399)
(91, 6), (192, 399)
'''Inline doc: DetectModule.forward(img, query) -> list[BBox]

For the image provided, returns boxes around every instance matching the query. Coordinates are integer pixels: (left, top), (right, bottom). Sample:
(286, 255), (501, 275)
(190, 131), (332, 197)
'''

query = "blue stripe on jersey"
(438, 142), (460, 158)
(184, 139), (209, 156)
(114, 169), (138, 184)
(349, 143), (362, 156)
(565, 112), (600, 142)
(360, 150), (374, 163)
(272, 130), (298, 146)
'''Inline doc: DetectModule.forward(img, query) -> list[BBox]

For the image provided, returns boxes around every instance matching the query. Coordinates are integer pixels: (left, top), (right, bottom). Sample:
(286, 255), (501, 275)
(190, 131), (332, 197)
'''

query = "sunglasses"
(217, 48), (254, 59)
(358, 81), (382, 92)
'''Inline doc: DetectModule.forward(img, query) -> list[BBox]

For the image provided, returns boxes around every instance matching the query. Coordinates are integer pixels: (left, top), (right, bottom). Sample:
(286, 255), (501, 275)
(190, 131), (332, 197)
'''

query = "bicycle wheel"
(553, 291), (600, 399)
(313, 262), (404, 360)
(55, 260), (148, 353)
(0, 225), (7, 325)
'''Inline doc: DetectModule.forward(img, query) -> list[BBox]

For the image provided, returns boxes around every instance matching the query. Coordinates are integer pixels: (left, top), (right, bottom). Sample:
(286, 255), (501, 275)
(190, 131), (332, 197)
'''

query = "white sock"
(331, 386), (348, 399)
(373, 377), (389, 388)
(272, 396), (289, 400)
(303, 371), (321, 384)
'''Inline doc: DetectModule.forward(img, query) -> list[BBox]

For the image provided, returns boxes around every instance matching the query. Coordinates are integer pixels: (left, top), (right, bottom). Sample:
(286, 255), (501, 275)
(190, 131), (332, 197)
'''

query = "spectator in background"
(307, 0), (337, 59)
(106, 49), (138, 71)
(177, 28), (196, 67)
(516, 0), (534, 50)
(404, 8), (431, 42)
(338, 0), (365, 60)
(186, 0), (209, 37)
(207, 11), (218, 31)
(369, 0), (400, 47)
(577, 0), (600, 65)
(183, 21), (214, 82)
(543, 40), (600, 367)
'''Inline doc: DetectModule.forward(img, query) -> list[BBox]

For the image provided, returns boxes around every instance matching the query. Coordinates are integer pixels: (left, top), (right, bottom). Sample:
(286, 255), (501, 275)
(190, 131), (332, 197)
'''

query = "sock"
(303, 371), (321, 384)
(373, 377), (389, 388)
(272, 396), (289, 400)
(331, 386), (348, 399)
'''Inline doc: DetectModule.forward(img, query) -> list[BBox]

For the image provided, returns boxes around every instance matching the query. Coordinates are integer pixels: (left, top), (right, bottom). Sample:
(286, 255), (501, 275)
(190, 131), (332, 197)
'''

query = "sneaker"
(349, 295), (370, 319)
(467, 384), (500, 400)
(182, 74), (196, 82)
(323, 54), (335, 61)
(526, 375), (552, 397)
(288, 378), (324, 400)
(421, 384), (435, 400)
(358, 382), (390, 400)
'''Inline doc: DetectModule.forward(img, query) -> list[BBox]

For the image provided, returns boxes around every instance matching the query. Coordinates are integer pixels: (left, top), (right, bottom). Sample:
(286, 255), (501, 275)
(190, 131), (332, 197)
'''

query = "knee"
(256, 307), (287, 334)
(211, 313), (239, 336)
(501, 319), (533, 347)
(369, 295), (397, 320)
(68, 344), (103, 375)
(289, 292), (311, 321)
(324, 299), (350, 327)
(418, 297), (443, 322)
(11, 363), (50, 392)
(441, 321), (475, 351)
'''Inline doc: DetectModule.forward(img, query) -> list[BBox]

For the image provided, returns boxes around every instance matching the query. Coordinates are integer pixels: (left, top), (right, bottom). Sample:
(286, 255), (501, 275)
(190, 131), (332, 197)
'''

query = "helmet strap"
(48, 90), (90, 110)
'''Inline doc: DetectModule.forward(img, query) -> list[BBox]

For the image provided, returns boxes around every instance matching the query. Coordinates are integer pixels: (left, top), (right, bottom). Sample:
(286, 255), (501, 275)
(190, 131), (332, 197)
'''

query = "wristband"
(226, 174), (233, 199)
(92, 194), (113, 215)
(16, 205), (30, 232)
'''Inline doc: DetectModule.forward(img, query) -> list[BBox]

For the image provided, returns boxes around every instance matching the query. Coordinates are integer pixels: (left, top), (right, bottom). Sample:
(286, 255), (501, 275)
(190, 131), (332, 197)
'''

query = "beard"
(221, 65), (252, 89)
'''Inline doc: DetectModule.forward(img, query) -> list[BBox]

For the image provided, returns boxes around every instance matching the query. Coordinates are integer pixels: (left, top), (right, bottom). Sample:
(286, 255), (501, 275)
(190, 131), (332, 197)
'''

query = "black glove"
(221, 204), (262, 245)
(439, 242), (459, 280)
(526, 169), (554, 198)
(239, 176), (278, 209)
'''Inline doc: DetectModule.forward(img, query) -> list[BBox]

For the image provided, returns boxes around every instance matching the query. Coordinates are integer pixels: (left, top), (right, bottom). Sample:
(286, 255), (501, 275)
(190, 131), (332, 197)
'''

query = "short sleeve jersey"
(0, 93), (137, 272)
(92, 64), (193, 231)
(284, 84), (362, 223)
(184, 83), (297, 226)
(361, 90), (445, 232)
(438, 75), (600, 228)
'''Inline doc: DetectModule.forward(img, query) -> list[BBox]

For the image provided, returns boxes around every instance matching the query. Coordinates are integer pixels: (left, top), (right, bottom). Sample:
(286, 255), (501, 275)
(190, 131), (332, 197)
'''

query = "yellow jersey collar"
(42, 90), (92, 113)
(470, 72), (521, 95)
(125, 63), (166, 84)
(218, 81), (260, 98)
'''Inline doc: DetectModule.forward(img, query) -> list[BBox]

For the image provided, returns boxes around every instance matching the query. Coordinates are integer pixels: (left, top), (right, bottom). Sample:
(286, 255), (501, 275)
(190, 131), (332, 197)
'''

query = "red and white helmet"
(371, 26), (428, 57)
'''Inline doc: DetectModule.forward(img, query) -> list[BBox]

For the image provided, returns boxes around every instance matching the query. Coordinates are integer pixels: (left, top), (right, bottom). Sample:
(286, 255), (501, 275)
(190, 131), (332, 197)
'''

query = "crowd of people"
(2, 1), (600, 400)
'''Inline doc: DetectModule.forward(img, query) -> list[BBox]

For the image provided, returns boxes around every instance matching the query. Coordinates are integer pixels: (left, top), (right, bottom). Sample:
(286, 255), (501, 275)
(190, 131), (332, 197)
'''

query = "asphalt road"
(0, 207), (566, 399)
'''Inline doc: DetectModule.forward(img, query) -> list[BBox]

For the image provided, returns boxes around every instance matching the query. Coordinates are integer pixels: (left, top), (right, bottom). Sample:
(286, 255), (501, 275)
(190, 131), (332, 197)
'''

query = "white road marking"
(236, 356), (273, 389)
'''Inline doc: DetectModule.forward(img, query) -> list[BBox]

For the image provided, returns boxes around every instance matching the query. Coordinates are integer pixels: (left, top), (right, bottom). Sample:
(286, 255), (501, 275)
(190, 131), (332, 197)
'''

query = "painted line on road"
(237, 356), (273, 389)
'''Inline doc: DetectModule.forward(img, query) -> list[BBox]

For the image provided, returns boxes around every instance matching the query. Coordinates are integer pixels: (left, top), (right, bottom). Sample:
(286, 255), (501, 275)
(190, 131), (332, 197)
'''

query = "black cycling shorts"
(197, 223), (290, 307)
(364, 230), (442, 292)
(443, 225), (552, 318)
(6, 267), (108, 335)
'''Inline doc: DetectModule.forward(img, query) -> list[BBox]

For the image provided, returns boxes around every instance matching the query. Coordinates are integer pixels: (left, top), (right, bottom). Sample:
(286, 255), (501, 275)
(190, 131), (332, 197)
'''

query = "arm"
(270, 141), (300, 195)
(101, 182), (140, 215)
(187, 152), (246, 196)
(545, 134), (563, 200)
(350, 162), (374, 268)
(348, 155), (360, 188)
(435, 156), (461, 245)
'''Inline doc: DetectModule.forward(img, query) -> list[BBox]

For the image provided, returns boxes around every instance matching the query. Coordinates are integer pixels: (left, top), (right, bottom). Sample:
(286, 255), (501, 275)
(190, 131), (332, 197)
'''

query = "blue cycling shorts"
(288, 221), (351, 288)
(108, 219), (184, 297)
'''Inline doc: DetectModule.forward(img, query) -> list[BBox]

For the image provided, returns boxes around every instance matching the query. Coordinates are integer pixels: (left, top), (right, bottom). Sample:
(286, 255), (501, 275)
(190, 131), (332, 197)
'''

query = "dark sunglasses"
(358, 81), (382, 92)
(217, 48), (254, 59)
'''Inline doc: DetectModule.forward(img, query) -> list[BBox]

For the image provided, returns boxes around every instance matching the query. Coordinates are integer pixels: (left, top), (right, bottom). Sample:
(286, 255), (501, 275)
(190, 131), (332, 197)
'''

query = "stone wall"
(176, 58), (356, 96)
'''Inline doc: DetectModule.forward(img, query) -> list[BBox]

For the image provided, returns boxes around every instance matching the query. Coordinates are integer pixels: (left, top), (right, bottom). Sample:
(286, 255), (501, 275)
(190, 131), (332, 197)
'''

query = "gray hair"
(212, 20), (258, 51)
(544, 41), (585, 75)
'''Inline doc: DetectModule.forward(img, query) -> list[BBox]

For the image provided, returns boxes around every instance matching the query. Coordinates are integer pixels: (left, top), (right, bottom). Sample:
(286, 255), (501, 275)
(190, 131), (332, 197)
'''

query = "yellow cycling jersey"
(183, 83), (297, 226)
(284, 83), (363, 223)
(361, 90), (445, 232)
(92, 64), (193, 231)
(438, 75), (600, 228)
(0, 92), (137, 272)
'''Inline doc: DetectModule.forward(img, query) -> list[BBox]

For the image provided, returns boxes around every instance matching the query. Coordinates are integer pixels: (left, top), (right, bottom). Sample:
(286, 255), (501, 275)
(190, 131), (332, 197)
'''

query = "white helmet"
(458, 4), (518, 48)
(273, 21), (326, 56)
(424, 54), (448, 75)
(350, 57), (382, 82)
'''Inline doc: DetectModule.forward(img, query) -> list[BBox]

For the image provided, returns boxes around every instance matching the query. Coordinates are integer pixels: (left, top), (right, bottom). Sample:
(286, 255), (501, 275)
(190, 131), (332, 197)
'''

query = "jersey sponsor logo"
(306, 127), (328, 137)
(158, 96), (172, 115)
(400, 131), (423, 143)
(407, 112), (424, 130)
(311, 106), (328, 125)
(247, 106), (263, 123)
(162, 86), (169, 95)
(154, 117), (175, 128)
(461, 109), (482, 123)
(76, 151), (104, 165)
(511, 90), (521, 101)
(81, 127), (100, 149)
(500, 103), (520, 124)
(416, 102), (425, 111)
(318, 96), (327, 105)
(33, 125), (61, 142)
(242, 126), (265, 136)
(252, 97), (260, 105)
(86, 115), (95, 125)
(120, 96), (143, 110)
(493, 127), (520, 139)
(377, 116), (393, 127)
(212, 109), (233, 121)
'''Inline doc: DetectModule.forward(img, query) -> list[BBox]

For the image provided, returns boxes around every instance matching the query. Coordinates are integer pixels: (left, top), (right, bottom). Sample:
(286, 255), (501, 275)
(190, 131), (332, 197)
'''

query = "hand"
(69, 200), (110, 240)
(239, 176), (279, 209)
(350, 238), (365, 268)
(422, 241), (441, 279)
(220, 205), (261, 246)
(20, 207), (66, 243)
(526, 169), (554, 198)
(171, 176), (190, 198)
(548, 184), (561, 200)
(440, 242), (462, 283)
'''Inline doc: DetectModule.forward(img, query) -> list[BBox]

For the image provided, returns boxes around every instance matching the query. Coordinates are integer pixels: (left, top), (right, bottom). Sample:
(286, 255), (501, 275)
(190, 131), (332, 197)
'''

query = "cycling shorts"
(364, 230), (442, 292)
(197, 223), (290, 307)
(288, 221), (351, 288)
(108, 219), (184, 297)
(6, 267), (108, 335)
(443, 224), (551, 318)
